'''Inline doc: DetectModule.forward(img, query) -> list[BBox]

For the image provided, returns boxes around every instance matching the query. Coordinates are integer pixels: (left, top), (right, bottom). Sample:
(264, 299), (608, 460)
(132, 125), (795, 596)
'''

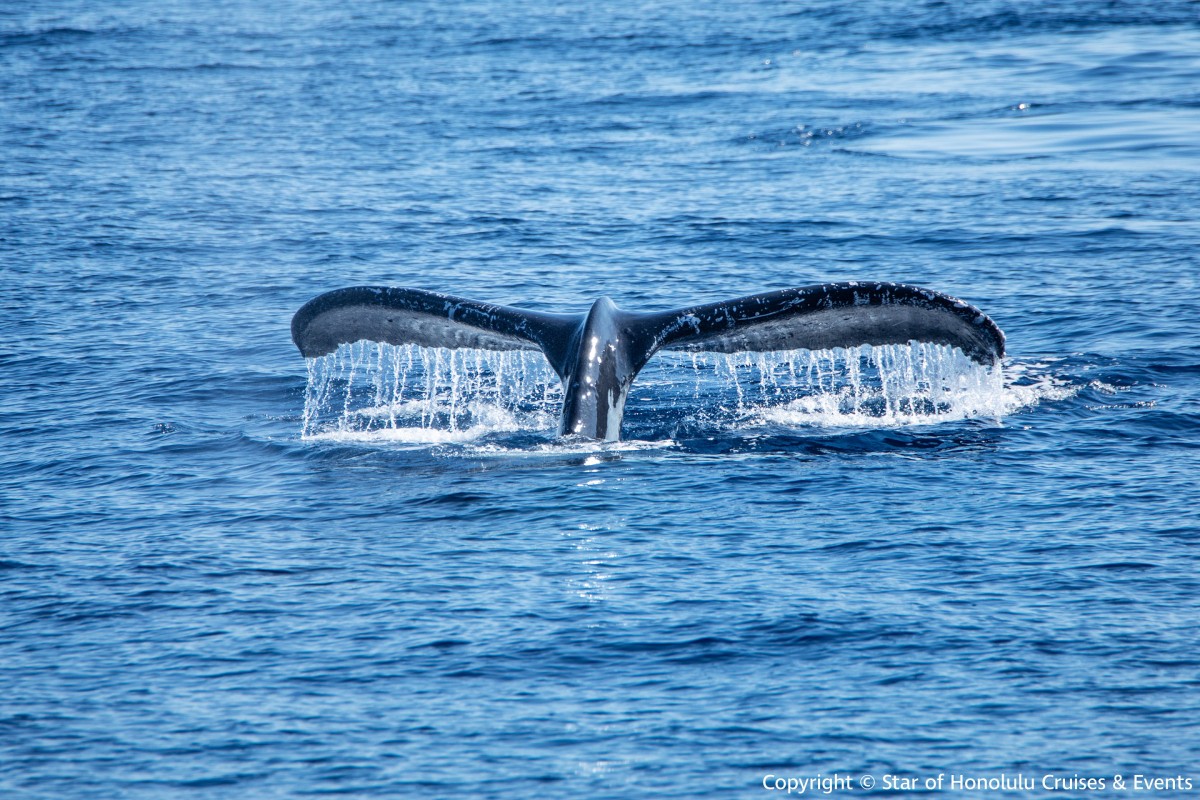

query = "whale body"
(291, 282), (1005, 441)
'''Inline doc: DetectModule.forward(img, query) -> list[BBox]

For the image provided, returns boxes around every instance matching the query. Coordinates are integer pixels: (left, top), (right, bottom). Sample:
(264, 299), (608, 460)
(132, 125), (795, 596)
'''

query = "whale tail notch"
(291, 282), (1005, 441)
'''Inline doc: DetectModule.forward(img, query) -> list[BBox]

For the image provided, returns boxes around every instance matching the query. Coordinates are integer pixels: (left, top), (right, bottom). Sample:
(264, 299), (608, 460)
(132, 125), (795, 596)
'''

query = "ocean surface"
(3, 1), (1199, 797)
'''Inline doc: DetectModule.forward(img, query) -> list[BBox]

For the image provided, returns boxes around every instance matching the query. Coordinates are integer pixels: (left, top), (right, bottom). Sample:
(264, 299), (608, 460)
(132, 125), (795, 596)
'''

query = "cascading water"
(624, 343), (1012, 437)
(301, 340), (1016, 442)
(302, 341), (564, 441)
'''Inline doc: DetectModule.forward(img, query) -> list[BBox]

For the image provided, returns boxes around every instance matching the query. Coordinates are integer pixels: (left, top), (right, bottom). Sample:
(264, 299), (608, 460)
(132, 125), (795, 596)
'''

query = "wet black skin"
(291, 282), (1005, 441)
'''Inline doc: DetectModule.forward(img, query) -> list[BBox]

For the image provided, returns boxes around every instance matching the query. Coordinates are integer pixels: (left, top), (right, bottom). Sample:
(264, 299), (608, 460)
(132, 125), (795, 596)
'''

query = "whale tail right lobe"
(291, 282), (1005, 440)
(640, 281), (1004, 365)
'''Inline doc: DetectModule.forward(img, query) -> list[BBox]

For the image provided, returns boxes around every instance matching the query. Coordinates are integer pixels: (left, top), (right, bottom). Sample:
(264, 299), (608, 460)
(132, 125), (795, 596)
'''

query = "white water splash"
(301, 341), (1071, 443)
(657, 343), (1011, 429)
(302, 341), (562, 442)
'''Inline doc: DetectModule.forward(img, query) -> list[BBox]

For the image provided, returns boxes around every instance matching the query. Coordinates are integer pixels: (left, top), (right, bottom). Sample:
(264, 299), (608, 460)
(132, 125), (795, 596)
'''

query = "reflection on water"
(852, 106), (1200, 163)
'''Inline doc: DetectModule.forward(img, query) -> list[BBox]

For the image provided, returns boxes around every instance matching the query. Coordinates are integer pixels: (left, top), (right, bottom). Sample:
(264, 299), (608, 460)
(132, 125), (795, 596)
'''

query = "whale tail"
(291, 282), (1005, 441)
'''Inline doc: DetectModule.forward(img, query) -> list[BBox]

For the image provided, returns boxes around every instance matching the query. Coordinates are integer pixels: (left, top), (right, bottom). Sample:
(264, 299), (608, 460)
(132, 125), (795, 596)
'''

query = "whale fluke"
(644, 282), (1005, 365)
(292, 282), (1005, 441)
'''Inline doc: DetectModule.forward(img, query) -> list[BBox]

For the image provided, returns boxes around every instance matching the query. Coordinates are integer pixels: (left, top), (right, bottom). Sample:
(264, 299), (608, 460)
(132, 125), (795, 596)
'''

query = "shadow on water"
(285, 419), (1008, 468)
(662, 423), (1007, 458)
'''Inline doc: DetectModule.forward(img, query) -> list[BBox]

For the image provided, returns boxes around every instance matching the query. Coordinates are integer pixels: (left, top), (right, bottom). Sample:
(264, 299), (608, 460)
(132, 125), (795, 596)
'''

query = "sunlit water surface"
(2, 1), (1198, 797)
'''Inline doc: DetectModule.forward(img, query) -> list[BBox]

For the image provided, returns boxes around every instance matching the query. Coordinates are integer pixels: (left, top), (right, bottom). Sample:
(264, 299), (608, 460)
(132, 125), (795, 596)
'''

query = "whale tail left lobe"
(291, 282), (1005, 441)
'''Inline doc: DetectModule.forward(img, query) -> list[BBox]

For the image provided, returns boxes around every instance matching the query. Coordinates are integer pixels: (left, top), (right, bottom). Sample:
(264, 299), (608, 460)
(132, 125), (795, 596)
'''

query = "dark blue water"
(3, 1), (1199, 797)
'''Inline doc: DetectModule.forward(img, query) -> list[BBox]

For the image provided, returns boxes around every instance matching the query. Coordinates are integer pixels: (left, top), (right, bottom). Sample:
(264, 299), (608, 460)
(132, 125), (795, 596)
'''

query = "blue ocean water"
(2, 1), (1199, 797)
